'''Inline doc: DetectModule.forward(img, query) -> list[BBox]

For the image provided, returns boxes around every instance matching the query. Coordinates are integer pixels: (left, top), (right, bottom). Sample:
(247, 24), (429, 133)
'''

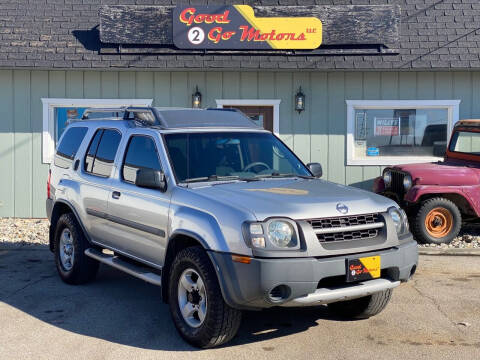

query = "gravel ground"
(0, 218), (49, 246)
(1, 217), (480, 249)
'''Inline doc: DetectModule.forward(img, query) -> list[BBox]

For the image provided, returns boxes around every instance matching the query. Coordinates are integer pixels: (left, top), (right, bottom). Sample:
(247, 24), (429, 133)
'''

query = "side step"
(85, 248), (162, 286)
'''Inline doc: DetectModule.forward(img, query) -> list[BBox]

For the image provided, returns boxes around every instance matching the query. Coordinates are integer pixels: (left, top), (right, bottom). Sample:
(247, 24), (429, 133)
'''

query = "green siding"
(1, 70), (480, 218)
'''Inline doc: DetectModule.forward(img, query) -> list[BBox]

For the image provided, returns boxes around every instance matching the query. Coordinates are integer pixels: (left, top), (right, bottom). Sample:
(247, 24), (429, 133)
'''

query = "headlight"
(383, 170), (392, 186)
(268, 220), (295, 248)
(388, 207), (409, 235)
(245, 219), (299, 250)
(403, 175), (413, 190)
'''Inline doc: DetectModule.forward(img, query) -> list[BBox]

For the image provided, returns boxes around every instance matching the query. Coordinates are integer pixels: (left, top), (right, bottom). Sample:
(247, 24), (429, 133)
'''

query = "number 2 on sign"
(188, 27), (205, 45)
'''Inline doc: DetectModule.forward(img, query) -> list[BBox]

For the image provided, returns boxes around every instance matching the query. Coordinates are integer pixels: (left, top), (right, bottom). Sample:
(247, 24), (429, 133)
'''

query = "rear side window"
(84, 129), (122, 177)
(55, 127), (88, 169)
(122, 135), (162, 184)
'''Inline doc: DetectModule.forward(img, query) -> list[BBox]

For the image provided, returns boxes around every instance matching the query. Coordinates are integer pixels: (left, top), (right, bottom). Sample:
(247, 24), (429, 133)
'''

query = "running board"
(85, 248), (162, 286)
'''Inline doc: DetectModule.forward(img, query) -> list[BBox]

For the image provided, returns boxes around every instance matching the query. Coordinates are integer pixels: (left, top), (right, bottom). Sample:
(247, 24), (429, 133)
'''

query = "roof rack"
(73, 106), (260, 130)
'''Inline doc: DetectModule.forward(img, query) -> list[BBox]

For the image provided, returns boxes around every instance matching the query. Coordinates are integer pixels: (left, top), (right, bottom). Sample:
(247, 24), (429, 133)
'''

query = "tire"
(168, 246), (242, 348)
(54, 213), (99, 285)
(328, 289), (393, 319)
(412, 197), (461, 245)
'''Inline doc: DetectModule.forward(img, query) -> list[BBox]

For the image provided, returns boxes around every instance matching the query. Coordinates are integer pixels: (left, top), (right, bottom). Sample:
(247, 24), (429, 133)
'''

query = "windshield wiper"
(182, 175), (260, 184)
(255, 172), (315, 179)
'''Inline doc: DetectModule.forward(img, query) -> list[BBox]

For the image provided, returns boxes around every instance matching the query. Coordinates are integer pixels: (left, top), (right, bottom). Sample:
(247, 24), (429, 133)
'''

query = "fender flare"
(49, 199), (92, 252)
(161, 229), (236, 307)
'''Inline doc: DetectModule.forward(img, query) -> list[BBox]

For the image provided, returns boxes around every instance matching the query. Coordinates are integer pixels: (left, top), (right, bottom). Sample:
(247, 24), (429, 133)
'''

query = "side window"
(122, 135), (162, 184)
(55, 127), (88, 169)
(84, 129), (122, 177)
(84, 129), (103, 173)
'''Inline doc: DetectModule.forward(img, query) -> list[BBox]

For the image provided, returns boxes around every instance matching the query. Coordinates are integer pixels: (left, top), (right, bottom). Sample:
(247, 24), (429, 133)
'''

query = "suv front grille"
(306, 213), (383, 243)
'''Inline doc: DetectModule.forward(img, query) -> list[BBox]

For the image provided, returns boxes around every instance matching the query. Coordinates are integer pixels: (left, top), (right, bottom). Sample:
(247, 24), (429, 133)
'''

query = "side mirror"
(307, 162), (323, 178)
(135, 169), (167, 192)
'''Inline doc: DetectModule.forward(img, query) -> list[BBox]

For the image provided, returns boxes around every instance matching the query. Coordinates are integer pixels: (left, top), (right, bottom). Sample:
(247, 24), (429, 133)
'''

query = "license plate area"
(346, 256), (381, 282)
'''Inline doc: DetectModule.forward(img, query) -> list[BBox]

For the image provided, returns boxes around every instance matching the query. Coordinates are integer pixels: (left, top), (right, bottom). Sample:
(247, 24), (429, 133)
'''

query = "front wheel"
(328, 289), (393, 319)
(168, 247), (242, 348)
(412, 197), (461, 244)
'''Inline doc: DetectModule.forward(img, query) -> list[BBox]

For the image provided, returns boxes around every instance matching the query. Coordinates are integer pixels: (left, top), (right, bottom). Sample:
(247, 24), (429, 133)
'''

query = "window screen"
(122, 136), (162, 184)
(55, 127), (88, 169)
(84, 129), (122, 177)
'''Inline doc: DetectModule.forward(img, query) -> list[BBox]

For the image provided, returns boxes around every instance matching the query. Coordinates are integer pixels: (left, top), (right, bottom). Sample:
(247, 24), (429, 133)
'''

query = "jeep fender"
(405, 185), (479, 216)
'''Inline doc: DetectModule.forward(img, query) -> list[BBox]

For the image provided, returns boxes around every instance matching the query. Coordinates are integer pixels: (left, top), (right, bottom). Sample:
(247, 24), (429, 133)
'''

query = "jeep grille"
(389, 170), (406, 197)
(307, 213), (383, 243)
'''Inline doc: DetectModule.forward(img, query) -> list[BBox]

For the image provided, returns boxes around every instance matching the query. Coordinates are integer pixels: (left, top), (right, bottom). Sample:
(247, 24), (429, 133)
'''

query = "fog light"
(268, 285), (291, 302)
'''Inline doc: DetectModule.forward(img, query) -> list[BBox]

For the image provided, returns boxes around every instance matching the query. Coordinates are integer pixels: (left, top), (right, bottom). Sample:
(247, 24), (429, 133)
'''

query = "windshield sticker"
(246, 188), (309, 195)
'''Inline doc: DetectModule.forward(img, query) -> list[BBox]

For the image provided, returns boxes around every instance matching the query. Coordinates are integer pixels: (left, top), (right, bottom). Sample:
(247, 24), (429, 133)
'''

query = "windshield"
(164, 132), (311, 182)
(449, 130), (480, 155)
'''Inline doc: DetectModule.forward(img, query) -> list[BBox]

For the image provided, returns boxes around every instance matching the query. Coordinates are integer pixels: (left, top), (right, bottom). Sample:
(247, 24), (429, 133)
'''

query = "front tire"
(328, 289), (393, 319)
(412, 197), (461, 244)
(54, 213), (99, 285)
(168, 247), (242, 348)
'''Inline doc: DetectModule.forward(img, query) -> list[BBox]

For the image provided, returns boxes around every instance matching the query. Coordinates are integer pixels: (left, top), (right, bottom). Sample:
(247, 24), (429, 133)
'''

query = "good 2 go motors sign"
(173, 5), (322, 50)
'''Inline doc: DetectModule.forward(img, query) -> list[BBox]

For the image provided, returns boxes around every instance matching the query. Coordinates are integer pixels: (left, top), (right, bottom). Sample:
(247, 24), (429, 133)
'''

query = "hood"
(187, 178), (396, 220)
(393, 161), (480, 186)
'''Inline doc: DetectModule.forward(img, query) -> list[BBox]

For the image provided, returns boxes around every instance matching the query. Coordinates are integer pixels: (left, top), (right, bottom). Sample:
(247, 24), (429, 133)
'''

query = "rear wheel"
(168, 247), (242, 348)
(412, 197), (461, 244)
(54, 213), (99, 284)
(328, 289), (393, 319)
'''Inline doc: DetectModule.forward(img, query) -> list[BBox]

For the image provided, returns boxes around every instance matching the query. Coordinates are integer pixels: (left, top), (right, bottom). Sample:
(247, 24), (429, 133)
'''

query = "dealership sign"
(172, 5), (323, 50)
(374, 118), (400, 136)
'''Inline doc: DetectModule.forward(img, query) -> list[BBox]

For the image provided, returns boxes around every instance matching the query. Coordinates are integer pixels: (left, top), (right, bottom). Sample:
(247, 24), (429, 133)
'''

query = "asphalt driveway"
(0, 246), (479, 360)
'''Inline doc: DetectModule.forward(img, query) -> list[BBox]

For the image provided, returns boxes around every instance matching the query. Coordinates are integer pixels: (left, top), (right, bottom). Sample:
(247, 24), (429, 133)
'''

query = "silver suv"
(46, 107), (418, 348)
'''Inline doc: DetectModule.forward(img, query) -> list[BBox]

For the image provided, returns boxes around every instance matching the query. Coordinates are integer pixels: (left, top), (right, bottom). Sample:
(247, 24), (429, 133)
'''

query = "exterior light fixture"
(192, 86), (202, 108)
(295, 87), (305, 113)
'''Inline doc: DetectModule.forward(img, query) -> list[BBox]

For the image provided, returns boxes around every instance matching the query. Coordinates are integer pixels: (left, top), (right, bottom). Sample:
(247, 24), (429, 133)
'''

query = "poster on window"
(374, 117), (400, 136)
(55, 107), (87, 141)
(355, 112), (367, 140)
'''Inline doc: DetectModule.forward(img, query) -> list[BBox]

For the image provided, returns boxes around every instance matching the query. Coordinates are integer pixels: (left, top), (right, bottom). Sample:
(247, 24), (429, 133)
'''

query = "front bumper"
(209, 238), (418, 310)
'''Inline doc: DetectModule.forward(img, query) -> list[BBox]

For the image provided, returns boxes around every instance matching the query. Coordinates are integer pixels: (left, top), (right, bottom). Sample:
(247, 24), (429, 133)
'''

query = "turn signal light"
(231, 254), (251, 264)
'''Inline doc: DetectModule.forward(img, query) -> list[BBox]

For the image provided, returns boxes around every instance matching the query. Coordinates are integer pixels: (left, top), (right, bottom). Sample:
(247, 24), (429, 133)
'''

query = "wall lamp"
(295, 87), (305, 113)
(192, 86), (202, 108)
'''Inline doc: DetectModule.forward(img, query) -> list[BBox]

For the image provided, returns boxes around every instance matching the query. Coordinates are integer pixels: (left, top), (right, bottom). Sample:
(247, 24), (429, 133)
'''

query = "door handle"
(112, 191), (121, 199)
(73, 159), (80, 171)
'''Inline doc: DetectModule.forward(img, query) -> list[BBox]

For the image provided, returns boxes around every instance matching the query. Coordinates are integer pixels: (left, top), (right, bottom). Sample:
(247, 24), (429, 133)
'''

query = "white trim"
(346, 99), (461, 166)
(41, 98), (153, 164)
(215, 99), (281, 135)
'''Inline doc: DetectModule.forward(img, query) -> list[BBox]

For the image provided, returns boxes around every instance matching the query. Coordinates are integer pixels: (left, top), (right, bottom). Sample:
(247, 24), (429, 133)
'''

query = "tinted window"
(55, 127), (88, 169)
(84, 129), (122, 177)
(122, 136), (162, 184)
(164, 132), (310, 182)
(84, 129), (103, 173)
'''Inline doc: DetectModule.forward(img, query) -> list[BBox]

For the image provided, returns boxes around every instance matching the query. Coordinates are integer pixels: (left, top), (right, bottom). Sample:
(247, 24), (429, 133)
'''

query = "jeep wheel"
(413, 197), (461, 244)
(328, 289), (393, 319)
(168, 247), (242, 348)
(54, 213), (99, 284)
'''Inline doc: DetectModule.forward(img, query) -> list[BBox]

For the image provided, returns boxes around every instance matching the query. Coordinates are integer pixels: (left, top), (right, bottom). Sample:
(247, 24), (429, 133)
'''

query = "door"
(106, 134), (170, 267)
(222, 105), (274, 132)
(79, 128), (122, 244)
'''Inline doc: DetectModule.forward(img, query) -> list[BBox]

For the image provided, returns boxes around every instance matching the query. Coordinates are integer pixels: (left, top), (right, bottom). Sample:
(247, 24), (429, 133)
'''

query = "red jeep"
(374, 119), (480, 244)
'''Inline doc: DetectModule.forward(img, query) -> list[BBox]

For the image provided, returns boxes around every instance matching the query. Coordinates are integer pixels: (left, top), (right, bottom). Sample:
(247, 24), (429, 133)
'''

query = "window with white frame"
(41, 98), (153, 163)
(346, 100), (461, 165)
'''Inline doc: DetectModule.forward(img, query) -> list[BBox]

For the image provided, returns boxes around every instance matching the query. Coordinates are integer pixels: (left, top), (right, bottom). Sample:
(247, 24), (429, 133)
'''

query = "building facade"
(1, 0), (480, 218)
